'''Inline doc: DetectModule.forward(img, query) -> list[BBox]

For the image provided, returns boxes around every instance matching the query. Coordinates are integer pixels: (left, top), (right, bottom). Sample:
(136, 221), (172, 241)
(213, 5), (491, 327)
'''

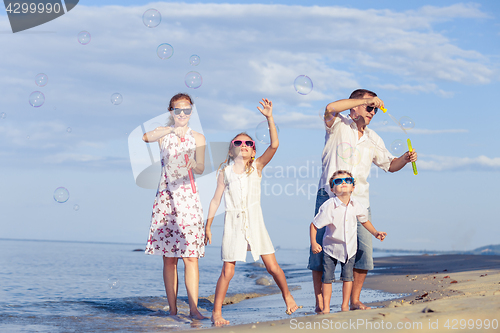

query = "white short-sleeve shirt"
(312, 196), (369, 263)
(318, 113), (395, 208)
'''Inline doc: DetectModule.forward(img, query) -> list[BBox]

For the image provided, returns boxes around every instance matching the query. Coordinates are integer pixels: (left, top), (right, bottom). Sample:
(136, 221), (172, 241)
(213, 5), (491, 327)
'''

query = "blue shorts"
(322, 253), (355, 283)
(308, 189), (374, 272)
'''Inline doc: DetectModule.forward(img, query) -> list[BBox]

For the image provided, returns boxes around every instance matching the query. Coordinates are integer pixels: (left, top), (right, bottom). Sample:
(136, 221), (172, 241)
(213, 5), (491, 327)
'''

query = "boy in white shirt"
(310, 170), (386, 313)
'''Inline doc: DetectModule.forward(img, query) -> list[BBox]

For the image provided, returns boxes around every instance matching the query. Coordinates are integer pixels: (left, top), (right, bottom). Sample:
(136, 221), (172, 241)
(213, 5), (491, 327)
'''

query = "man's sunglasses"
(330, 177), (354, 187)
(231, 140), (255, 147)
(365, 106), (378, 114)
(172, 108), (192, 115)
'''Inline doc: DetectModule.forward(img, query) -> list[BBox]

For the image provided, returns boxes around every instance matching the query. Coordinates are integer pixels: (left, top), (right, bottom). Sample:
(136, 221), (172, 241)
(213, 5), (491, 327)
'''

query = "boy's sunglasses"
(172, 107), (192, 115)
(330, 177), (354, 187)
(231, 140), (255, 147)
(365, 106), (378, 114)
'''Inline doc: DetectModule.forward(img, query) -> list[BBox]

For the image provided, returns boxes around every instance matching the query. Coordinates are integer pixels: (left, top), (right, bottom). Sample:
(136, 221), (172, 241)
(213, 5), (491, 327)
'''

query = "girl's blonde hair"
(166, 93), (193, 126)
(217, 132), (256, 176)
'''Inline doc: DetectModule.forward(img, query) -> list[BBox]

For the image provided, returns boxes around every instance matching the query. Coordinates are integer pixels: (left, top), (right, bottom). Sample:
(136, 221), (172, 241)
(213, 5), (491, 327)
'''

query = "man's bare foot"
(284, 295), (299, 315)
(211, 313), (230, 326)
(350, 301), (371, 310)
(190, 309), (208, 320)
(341, 304), (350, 312)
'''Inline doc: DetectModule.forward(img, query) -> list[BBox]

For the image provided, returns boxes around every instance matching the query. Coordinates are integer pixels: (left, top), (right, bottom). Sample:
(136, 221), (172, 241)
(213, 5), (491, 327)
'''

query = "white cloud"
(419, 154), (500, 171)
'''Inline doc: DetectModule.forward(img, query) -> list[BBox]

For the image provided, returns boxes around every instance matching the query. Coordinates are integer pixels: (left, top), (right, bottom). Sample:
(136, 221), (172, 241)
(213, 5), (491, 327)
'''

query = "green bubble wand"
(380, 107), (418, 175)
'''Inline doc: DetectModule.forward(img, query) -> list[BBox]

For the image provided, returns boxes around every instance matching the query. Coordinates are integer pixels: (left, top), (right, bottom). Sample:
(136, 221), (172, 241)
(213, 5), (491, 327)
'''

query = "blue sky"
(0, 0), (499, 252)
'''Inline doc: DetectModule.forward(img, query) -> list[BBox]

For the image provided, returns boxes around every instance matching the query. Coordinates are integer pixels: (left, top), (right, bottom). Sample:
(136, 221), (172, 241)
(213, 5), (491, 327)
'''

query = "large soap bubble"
(54, 187), (70, 203)
(29, 91), (45, 107)
(157, 43), (174, 60)
(143, 9), (161, 28)
(185, 71), (203, 89)
(294, 75), (313, 95)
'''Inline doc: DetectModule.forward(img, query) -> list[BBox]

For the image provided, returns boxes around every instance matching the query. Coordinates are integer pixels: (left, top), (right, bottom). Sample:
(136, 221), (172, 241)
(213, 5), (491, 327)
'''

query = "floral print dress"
(145, 128), (205, 258)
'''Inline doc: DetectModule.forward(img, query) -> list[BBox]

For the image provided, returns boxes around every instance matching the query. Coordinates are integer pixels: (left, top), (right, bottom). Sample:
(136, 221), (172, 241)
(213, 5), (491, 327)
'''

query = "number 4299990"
(444, 319), (498, 330)
(6, 2), (62, 14)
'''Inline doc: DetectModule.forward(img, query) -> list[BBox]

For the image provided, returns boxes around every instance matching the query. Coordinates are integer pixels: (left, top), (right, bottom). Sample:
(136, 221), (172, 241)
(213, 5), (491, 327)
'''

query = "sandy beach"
(189, 254), (500, 333)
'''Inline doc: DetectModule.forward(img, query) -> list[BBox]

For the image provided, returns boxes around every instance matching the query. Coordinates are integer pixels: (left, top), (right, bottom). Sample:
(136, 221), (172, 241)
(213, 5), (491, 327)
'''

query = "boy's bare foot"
(211, 313), (230, 326)
(341, 305), (350, 312)
(284, 295), (299, 315)
(350, 301), (371, 310)
(190, 310), (208, 320)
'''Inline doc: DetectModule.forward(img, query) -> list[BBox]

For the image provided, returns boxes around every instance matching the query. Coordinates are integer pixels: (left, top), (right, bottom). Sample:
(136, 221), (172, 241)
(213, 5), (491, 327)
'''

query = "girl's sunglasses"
(365, 106), (378, 114)
(172, 107), (192, 115)
(231, 140), (255, 148)
(330, 177), (354, 187)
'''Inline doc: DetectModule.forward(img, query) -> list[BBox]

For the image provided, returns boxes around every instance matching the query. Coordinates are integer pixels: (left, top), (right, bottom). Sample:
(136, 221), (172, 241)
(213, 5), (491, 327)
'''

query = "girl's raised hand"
(257, 98), (273, 118)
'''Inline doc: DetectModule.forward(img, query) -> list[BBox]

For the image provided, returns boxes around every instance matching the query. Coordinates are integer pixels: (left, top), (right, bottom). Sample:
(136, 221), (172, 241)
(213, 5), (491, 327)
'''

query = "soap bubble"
(399, 116), (415, 130)
(77, 31), (91, 45)
(185, 71), (203, 89)
(111, 93), (123, 105)
(336, 142), (361, 166)
(26, 135), (30, 140)
(143, 9), (161, 28)
(107, 278), (120, 289)
(157, 43), (174, 60)
(382, 120), (388, 126)
(294, 75), (313, 95)
(35, 73), (48, 87)
(189, 55), (200, 66)
(29, 91), (45, 107)
(54, 187), (70, 203)
(66, 127), (72, 133)
(255, 121), (280, 144)
(390, 140), (405, 155)
(73, 204), (80, 211)
(0, 112), (6, 119)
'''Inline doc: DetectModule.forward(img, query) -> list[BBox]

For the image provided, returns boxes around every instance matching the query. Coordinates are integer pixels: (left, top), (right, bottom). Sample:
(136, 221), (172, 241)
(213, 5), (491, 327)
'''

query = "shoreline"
(189, 254), (500, 332)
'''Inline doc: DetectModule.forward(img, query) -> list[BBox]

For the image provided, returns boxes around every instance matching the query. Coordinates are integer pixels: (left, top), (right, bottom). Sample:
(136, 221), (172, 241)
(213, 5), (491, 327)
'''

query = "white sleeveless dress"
(221, 164), (274, 262)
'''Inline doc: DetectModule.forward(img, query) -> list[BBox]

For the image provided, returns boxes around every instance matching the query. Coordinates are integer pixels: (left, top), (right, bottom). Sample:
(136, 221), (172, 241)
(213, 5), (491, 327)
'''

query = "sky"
(0, 0), (499, 252)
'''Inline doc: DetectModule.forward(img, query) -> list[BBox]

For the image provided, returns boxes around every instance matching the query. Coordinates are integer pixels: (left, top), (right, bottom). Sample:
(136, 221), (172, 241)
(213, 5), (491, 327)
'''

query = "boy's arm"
(310, 223), (322, 253)
(361, 220), (387, 241)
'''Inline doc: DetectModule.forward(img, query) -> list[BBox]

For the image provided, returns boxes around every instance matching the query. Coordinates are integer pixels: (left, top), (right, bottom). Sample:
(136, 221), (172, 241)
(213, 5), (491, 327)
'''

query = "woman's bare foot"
(341, 304), (350, 312)
(315, 305), (323, 313)
(350, 301), (371, 310)
(168, 307), (177, 316)
(284, 295), (299, 315)
(211, 313), (230, 326)
(190, 309), (208, 320)
(319, 309), (330, 314)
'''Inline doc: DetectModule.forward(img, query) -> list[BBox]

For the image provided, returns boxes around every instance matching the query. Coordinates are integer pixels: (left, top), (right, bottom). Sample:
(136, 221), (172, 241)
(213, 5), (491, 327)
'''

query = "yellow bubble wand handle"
(380, 107), (387, 113)
(407, 138), (418, 175)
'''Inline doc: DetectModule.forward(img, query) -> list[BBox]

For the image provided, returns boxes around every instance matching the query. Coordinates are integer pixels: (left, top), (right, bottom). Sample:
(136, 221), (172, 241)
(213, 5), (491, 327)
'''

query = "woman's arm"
(142, 126), (173, 142)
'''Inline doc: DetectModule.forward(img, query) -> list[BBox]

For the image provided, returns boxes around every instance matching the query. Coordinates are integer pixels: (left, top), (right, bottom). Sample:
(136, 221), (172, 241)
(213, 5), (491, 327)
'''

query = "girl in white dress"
(204, 98), (298, 326)
(143, 93), (206, 320)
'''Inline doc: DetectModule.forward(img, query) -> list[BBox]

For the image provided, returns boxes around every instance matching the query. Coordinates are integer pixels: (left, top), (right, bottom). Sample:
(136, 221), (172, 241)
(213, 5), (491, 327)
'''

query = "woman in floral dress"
(142, 93), (206, 319)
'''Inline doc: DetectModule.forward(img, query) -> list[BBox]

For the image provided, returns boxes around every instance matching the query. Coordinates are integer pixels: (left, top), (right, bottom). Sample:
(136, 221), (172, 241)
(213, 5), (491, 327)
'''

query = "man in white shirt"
(308, 89), (417, 312)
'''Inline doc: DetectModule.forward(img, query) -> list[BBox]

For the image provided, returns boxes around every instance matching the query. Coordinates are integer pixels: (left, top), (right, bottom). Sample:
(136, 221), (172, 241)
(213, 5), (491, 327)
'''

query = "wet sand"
(189, 254), (500, 332)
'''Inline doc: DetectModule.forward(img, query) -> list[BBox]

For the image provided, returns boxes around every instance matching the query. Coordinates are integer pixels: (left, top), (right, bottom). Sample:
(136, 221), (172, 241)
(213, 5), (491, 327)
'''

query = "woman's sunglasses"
(231, 140), (255, 148)
(172, 107), (192, 115)
(365, 106), (378, 114)
(330, 177), (354, 187)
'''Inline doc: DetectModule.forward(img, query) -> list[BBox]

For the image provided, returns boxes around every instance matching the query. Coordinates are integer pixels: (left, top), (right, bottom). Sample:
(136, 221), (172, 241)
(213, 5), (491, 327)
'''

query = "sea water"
(0, 239), (399, 332)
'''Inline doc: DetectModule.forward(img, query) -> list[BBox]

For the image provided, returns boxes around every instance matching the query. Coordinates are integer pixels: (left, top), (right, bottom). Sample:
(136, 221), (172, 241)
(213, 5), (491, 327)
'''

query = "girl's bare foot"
(341, 304), (350, 312)
(315, 305), (323, 313)
(168, 307), (177, 316)
(319, 309), (330, 314)
(284, 295), (299, 315)
(190, 309), (207, 320)
(211, 313), (230, 326)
